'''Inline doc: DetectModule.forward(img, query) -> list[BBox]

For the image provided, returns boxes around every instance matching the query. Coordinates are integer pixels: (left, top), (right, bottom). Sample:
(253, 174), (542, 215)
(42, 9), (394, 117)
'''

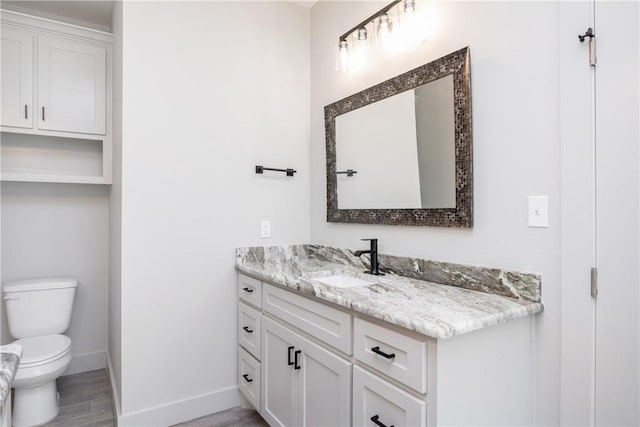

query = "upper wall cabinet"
(0, 10), (113, 184)
(1, 28), (33, 129)
(37, 36), (106, 135)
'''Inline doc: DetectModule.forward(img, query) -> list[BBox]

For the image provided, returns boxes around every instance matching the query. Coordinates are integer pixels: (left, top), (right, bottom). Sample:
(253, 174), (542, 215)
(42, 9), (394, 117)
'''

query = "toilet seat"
(15, 334), (71, 368)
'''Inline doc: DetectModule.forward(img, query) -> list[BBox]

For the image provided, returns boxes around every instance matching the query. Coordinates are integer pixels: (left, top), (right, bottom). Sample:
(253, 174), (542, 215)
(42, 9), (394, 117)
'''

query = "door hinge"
(578, 27), (597, 67)
(591, 267), (598, 298)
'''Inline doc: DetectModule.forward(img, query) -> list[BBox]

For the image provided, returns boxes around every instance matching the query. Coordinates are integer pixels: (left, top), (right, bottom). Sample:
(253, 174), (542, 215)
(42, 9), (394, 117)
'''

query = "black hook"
(578, 27), (595, 42)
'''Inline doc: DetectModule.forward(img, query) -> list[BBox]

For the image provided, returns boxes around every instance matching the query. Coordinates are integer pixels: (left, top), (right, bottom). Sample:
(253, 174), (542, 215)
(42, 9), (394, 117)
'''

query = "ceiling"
(1, 1), (114, 32)
(0, 0), (318, 33)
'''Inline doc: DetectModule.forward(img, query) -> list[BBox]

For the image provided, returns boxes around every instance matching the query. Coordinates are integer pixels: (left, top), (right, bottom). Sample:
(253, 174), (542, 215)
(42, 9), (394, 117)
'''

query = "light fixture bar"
(338, 0), (402, 41)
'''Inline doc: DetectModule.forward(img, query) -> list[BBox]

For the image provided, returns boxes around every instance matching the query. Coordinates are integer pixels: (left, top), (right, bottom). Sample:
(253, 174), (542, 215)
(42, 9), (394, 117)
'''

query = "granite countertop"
(1, 344), (22, 413)
(236, 245), (544, 339)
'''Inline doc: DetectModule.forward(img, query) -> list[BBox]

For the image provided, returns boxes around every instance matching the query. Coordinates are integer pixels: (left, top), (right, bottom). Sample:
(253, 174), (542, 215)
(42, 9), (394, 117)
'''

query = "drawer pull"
(242, 326), (253, 333)
(371, 346), (395, 359)
(370, 415), (394, 427)
(288, 346), (295, 366)
(294, 350), (302, 370)
(242, 374), (253, 383)
(242, 287), (254, 293)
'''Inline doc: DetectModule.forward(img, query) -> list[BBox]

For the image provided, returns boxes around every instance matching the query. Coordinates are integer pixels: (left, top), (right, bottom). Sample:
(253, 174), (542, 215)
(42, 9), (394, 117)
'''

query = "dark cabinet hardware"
(370, 415), (393, 427)
(294, 350), (302, 370)
(42, 106), (45, 121)
(288, 346), (295, 366)
(578, 27), (595, 42)
(336, 169), (357, 177)
(242, 374), (253, 383)
(242, 287), (254, 293)
(371, 346), (395, 359)
(24, 104), (28, 119)
(354, 238), (384, 276)
(255, 165), (297, 177)
(242, 326), (253, 333)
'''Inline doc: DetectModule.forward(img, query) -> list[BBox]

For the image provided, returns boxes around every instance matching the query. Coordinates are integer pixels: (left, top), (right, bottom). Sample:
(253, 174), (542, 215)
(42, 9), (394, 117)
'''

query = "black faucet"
(354, 238), (384, 276)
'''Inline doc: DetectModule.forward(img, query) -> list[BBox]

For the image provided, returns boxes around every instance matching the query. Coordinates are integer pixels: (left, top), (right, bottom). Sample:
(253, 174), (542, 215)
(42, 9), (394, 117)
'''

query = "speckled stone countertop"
(235, 245), (544, 339)
(1, 344), (22, 413)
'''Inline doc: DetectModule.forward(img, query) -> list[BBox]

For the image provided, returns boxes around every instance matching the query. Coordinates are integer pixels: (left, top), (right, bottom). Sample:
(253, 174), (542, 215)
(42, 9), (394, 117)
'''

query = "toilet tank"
(3, 278), (77, 339)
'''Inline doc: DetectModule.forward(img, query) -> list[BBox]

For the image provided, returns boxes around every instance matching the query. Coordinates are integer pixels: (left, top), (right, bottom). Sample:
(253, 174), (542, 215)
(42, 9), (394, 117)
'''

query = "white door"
(37, 36), (106, 135)
(262, 317), (297, 427)
(1, 28), (33, 128)
(297, 334), (351, 427)
(594, 1), (639, 425)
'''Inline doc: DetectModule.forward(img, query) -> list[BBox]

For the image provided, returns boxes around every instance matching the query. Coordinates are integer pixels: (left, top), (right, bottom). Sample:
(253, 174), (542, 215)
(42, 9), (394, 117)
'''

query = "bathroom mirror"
(325, 47), (473, 227)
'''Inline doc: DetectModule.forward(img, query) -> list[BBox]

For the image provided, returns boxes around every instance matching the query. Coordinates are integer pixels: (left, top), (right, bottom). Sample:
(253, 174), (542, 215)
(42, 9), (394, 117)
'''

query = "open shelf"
(1, 131), (111, 184)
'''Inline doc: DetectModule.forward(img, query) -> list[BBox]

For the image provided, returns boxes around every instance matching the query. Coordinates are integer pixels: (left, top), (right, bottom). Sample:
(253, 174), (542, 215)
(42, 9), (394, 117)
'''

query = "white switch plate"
(260, 220), (271, 238)
(528, 196), (548, 228)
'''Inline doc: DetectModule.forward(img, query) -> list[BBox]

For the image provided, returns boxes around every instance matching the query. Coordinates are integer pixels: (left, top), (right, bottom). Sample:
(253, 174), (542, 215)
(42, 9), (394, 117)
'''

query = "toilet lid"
(15, 334), (71, 368)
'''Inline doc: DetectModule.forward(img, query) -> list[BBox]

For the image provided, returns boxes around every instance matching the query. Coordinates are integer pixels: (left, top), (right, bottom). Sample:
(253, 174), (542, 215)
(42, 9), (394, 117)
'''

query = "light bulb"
(336, 39), (350, 72)
(376, 13), (393, 51)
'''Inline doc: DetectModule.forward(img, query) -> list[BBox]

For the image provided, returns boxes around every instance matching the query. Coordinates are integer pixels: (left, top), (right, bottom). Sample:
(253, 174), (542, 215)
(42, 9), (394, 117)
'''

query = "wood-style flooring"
(37, 369), (267, 427)
(171, 407), (268, 427)
(43, 369), (115, 427)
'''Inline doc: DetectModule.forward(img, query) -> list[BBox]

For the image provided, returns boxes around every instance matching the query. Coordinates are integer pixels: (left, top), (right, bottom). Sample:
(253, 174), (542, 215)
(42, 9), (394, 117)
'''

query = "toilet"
(3, 278), (77, 427)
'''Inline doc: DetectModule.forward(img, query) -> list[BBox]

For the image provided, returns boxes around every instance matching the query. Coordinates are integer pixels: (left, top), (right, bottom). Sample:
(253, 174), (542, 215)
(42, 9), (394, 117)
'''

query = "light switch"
(528, 196), (548, 228)
(260, 220), (271, 238)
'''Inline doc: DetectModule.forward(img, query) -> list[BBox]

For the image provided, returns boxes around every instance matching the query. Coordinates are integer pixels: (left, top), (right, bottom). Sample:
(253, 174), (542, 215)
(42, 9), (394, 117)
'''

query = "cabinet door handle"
(242, 326), (253, 334)
(287, 346), (295, 366)
(24, 104), (28, 119)
(370, 415), (393, 427)
(242, 287), (254, 293)
(42, 106), (45, 121)
(371, 346), (395, 359)
(294, 350), (301, 370)
(242, 374), (253, 383)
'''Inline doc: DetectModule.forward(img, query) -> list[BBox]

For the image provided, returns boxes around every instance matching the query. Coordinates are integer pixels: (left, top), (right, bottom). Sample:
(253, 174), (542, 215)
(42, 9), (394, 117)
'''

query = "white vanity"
(235, 245), (543, 427)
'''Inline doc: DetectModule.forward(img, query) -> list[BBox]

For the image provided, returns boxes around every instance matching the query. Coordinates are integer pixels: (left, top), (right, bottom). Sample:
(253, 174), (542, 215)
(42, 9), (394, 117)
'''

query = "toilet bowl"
(12, 335), (72, 427)
(2, 278), (77, 427)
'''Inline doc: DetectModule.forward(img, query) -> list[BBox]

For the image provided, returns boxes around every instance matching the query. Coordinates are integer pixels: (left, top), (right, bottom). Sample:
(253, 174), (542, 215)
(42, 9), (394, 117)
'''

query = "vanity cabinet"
(237, 273), (534, 427)
(0, 10), (112, 184)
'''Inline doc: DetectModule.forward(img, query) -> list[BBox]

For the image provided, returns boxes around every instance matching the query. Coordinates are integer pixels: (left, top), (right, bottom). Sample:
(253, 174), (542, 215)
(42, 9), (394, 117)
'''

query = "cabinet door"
(37, 36), (106, 135)
(262, 317), (297, 427)
(1, 28), (33, 129)
(297, 335), (352, 427)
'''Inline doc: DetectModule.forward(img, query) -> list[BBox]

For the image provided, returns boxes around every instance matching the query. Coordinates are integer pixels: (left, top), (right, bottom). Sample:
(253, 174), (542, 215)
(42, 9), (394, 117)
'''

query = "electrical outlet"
(528, 196), (548, 228)
(260, 220), (271, 238)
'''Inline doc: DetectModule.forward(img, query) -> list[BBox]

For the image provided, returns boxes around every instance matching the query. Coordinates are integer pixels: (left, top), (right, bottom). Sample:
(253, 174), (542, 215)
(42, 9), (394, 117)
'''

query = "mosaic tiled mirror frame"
(324, 47), (473, 227)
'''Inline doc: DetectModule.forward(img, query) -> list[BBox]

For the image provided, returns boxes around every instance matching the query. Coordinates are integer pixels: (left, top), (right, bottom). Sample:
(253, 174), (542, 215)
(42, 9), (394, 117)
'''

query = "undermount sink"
(313, 274), (374, 289)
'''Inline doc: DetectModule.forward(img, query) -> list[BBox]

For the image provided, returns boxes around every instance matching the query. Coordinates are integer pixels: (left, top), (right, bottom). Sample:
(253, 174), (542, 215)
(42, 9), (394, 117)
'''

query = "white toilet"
(3, 278), (77, 427)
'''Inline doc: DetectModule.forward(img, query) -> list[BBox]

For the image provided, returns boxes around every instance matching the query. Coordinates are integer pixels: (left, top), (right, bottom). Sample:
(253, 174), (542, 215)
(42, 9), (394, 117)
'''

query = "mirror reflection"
(336, 74), (455, 209)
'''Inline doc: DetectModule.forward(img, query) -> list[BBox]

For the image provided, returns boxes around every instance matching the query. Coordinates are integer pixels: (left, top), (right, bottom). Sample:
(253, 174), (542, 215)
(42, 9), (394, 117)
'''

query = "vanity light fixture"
(336, 0), (428, 72)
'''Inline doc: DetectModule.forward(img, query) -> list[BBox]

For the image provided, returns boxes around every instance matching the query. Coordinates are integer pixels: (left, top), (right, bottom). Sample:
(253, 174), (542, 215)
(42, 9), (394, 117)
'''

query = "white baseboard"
(118, 385), (240, 427)
(64, 350), (106, 376)
(106, 352), (122, 426)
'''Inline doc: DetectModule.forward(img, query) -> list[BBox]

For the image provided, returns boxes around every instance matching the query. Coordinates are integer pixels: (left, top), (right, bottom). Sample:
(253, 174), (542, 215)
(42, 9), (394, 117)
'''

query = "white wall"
(115, 2), (310, 423)
(1, 182), (109, 375)
(310, 2), (560, 425)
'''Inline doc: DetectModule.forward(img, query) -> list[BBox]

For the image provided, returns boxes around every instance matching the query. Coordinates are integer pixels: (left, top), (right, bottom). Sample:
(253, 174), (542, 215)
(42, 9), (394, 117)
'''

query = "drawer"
(354, 317), (427, 393)
(238, 346), (261, 410)
(239, 302), (262, 359)
(353, 366), (426, 427)
(262, 283), (352, 354)
(238, 274), (262, 308)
